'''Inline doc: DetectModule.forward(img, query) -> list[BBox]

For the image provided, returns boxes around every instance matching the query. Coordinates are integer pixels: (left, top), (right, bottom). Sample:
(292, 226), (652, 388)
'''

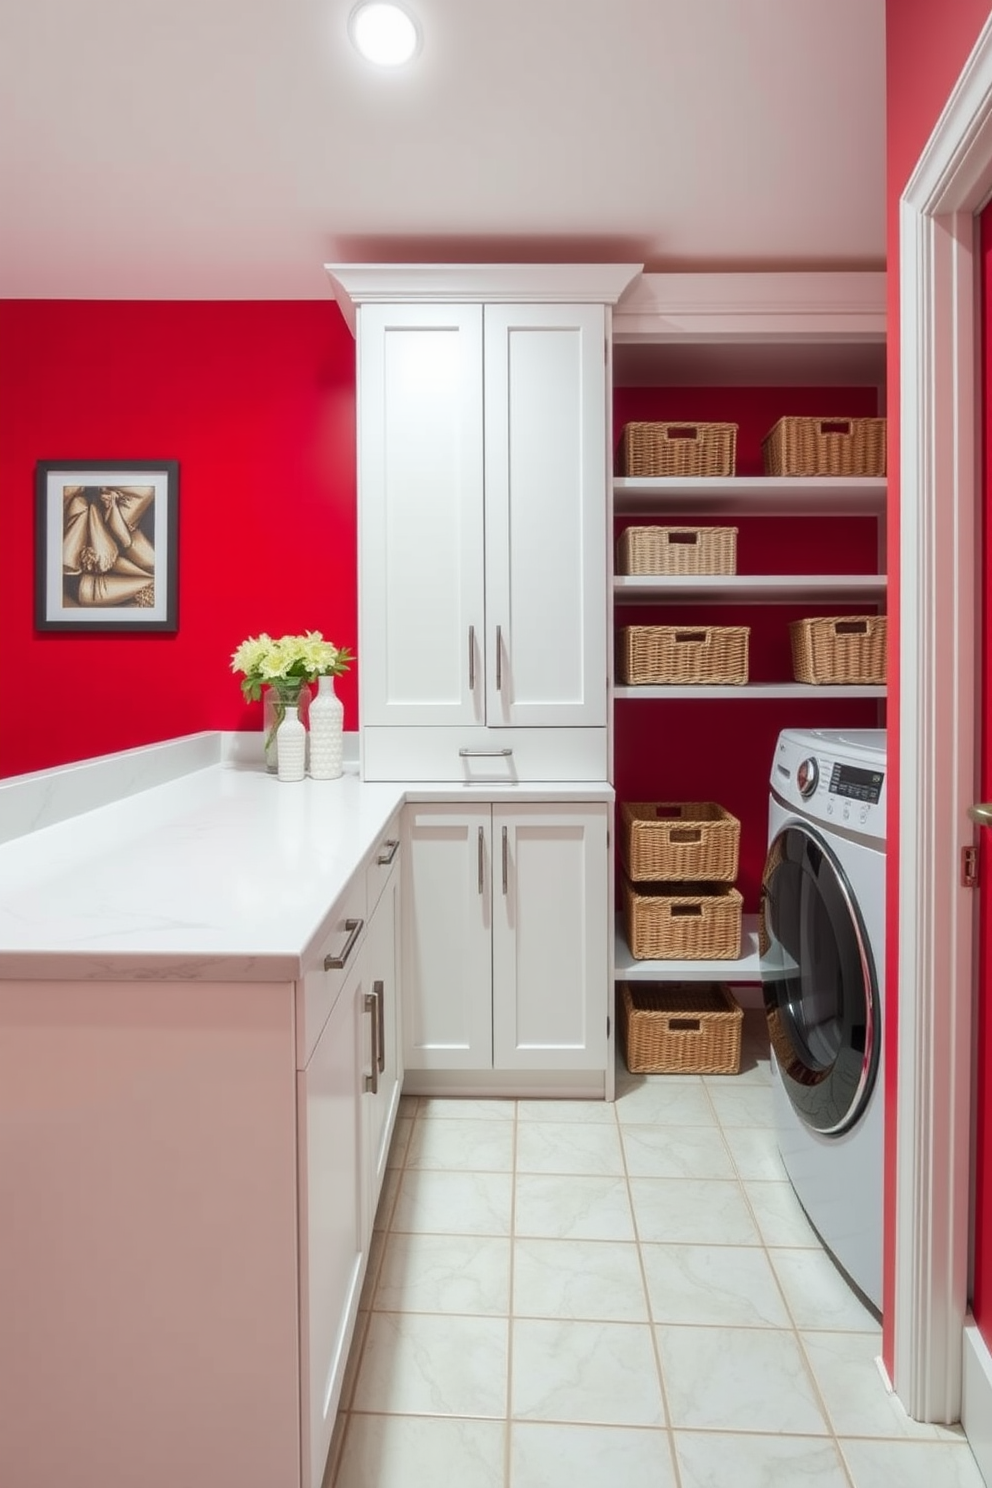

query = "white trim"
(324, 263), (643, 333)
(896, 14), (992, 1425)
(963, 1317), (992, 1481)
(612, 269), (886, 345)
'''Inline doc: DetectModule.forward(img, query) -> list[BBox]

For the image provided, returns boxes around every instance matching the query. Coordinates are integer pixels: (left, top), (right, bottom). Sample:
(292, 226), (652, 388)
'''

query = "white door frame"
(896, 14), (992, 1424)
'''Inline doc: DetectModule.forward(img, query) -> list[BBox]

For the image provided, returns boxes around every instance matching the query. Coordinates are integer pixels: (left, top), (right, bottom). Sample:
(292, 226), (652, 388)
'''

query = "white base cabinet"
(401, 802), (609, 1078)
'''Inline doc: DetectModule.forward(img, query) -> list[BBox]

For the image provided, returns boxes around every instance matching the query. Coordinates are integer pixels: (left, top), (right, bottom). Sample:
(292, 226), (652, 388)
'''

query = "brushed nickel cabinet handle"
(502, 825), (508, 895)
(969, 803), (992, 826)
(377, 839), (399, 866)
(374, 979), (385, 1073)
(324, 917), (363, 970)
(468, 624), (476, 692)
(478, 826), (485, 894)
(459, 748), (513, 758)
(363, 989), (379, 1095)
(496, 624), (503, 691)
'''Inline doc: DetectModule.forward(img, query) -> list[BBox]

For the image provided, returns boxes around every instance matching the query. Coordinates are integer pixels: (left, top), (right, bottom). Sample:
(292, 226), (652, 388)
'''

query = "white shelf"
(613, 682), (887, 700)
(614, 476), (887, 516)
(615, 914), (762, 982)
(614, 574), (887, 605)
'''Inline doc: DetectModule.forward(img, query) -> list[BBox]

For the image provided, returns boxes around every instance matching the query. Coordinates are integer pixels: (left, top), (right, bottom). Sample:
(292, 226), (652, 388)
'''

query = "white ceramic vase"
(309, 674), (344, 779)
(276, 704), (307, 782)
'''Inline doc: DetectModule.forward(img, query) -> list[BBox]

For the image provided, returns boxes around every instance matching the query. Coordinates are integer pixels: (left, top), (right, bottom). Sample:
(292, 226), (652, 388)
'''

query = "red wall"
(883, 0), (992, 1373)
(0, 300), (357, 778)
(612, 387), (883, 912)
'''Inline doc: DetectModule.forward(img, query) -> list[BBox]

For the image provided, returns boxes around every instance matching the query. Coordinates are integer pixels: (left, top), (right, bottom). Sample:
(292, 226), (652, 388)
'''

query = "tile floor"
(326, 1012), (985, 1488)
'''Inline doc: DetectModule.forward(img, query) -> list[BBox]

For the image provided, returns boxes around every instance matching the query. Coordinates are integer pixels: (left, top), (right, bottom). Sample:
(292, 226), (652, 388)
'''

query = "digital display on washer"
(829, 763), (884, 803)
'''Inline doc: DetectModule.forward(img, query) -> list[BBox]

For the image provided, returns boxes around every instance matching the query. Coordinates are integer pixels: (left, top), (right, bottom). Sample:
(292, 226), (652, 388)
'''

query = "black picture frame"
(35, 460), (179, 633)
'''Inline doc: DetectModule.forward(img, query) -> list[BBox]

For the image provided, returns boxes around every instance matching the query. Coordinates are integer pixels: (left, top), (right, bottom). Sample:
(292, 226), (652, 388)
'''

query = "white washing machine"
(761, 727), (886, 1311)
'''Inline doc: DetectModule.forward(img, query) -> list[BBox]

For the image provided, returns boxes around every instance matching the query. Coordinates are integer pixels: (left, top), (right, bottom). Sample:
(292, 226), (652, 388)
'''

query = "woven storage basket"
(622, 877), (744, 961)
(762, 416), (887, 477)
(617, 525), (738, 577)
(789, 614), (887, 684)
(619, 982), (744, 1074)
(620, 801), (741, 883)
(618, 421), (738, 478)
(616, 625), (750, 686)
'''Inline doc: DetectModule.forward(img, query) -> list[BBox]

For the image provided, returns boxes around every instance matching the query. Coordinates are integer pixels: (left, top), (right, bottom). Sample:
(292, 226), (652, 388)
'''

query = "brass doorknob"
(969, 803), (992, 826)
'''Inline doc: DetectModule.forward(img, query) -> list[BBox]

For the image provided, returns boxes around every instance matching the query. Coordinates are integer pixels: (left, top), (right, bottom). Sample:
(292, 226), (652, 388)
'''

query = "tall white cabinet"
(327, 263), (638, 1098)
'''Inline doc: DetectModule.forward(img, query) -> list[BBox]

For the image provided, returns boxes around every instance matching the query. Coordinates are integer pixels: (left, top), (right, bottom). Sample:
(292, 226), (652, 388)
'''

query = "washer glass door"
(760, 823), (879, 1134)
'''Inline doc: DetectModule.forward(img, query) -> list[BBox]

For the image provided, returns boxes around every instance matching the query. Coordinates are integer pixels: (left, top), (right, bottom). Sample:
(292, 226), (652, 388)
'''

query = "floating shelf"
(614, 574), (887, 605)
(613, 682), (887, 700)
(615, 913), (762, 983)
(614, 475), (887, 517)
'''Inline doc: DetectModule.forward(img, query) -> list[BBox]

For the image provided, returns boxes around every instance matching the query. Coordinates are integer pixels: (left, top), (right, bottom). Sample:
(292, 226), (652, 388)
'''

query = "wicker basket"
(616, 625), (749, 686)
(617, 525), (738, 577)
(622, 877), (744, 961)
(619, 982), (743, 1074)
(762, 416), (887, 477)
(789, 614), (887, 684)
(620, 801), (741, 883)
(618, 422), (738, 478)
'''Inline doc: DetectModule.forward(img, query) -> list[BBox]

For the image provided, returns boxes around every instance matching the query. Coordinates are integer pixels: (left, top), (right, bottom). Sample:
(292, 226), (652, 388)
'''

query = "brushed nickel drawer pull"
(324, 917), (363, 970)
(377, 839), (399, 866)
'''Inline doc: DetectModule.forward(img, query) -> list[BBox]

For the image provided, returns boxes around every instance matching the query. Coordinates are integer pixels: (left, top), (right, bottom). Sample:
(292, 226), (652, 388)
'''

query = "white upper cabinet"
(332, 260), (643, 782)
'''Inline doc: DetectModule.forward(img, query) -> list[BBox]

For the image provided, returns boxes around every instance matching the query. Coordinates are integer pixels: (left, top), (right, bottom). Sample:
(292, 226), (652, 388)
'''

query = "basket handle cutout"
(669, 828), (702, 843)
(817, 420), (852, 436)
(667, 531), (699, 545)
(669, 1018), (701, 1033)
(834, 620), (869, 635)
(674, 630), (708, 644)
(665, 426), (699, 441)
(671, 904), (703, 917)
(654, 805), (683, 818)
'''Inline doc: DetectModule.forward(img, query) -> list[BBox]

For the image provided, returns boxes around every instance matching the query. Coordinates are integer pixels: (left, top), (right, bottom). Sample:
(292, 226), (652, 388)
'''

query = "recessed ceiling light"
(349, 2), (421, 67)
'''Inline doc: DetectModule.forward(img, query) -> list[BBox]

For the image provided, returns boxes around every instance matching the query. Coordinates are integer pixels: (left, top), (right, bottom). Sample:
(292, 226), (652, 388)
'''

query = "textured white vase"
(309, 674), (344, 779)
(276, 704), (307, 782)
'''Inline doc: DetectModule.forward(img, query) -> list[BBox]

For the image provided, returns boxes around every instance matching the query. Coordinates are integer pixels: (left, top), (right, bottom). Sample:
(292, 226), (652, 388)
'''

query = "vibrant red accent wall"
(883, 0), (992, 1374)
(612, 386), (883, 912)
(0, 301), (357, 778)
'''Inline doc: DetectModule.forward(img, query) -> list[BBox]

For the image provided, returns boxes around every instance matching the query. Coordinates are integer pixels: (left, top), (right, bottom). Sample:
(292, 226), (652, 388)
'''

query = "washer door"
(760, 821), (880, 1135)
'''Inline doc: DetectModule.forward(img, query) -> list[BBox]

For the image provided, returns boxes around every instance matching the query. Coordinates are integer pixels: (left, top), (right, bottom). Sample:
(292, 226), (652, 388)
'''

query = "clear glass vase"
(263, 680), (311, 773)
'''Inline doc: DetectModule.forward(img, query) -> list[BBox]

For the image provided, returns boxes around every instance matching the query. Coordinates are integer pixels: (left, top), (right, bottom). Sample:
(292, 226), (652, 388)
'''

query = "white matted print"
(35, 460), (179, 631)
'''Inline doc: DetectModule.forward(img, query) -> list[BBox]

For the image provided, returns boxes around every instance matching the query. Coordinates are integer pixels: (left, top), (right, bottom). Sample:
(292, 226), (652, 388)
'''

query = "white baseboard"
(963, 1317), (992, 1486)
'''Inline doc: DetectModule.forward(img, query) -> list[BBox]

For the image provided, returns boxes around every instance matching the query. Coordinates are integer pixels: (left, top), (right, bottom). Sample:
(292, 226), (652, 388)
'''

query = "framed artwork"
(35, 460), (179, 632)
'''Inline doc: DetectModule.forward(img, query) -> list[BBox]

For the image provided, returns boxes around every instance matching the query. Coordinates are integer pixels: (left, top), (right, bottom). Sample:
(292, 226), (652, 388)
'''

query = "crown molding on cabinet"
(324, 262), (644, 334)
(612, 270), (887, 345)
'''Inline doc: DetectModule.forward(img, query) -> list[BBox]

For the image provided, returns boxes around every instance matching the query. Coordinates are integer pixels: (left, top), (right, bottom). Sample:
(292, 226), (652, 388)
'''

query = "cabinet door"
(359, 302), (485, 728)
(401, 804), (493, 1069)
(492, 803), (609, 1070)
(483, 303), (608, 727)
(364, 852), (403, 1236)
(298, 958), (365, 1488)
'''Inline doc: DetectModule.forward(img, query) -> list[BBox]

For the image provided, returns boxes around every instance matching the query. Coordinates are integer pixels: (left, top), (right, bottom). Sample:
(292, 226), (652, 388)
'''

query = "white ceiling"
(0, 0), (886, 303)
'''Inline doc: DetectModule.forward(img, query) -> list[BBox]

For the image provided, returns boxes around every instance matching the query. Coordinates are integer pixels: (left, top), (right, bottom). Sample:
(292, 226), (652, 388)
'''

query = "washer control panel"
(773, 731), (886, 840)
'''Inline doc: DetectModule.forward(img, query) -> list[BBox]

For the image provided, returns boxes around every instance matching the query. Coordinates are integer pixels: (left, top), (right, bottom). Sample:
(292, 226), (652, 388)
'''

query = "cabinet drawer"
(365, 813), (401, 918)
(297, 875), (367, 1069)
(362, 726), (608, 782)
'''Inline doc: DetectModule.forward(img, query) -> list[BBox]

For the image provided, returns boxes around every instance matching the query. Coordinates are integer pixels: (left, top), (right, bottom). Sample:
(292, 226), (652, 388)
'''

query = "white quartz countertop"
(0, 738), (612, 982)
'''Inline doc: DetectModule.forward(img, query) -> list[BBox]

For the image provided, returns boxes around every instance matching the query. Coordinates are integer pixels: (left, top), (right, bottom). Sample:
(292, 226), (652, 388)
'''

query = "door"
(364, 851), (402, 1234)
(491, 804), (609, 1070)
(401, 804), (493, 1069)
(297, 958), (365, 1488)
(359, 302), (485, 727)
(760, 822), (881, 1135)
(972, 198), (992, 1359)
(483, 303), (608, 727)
